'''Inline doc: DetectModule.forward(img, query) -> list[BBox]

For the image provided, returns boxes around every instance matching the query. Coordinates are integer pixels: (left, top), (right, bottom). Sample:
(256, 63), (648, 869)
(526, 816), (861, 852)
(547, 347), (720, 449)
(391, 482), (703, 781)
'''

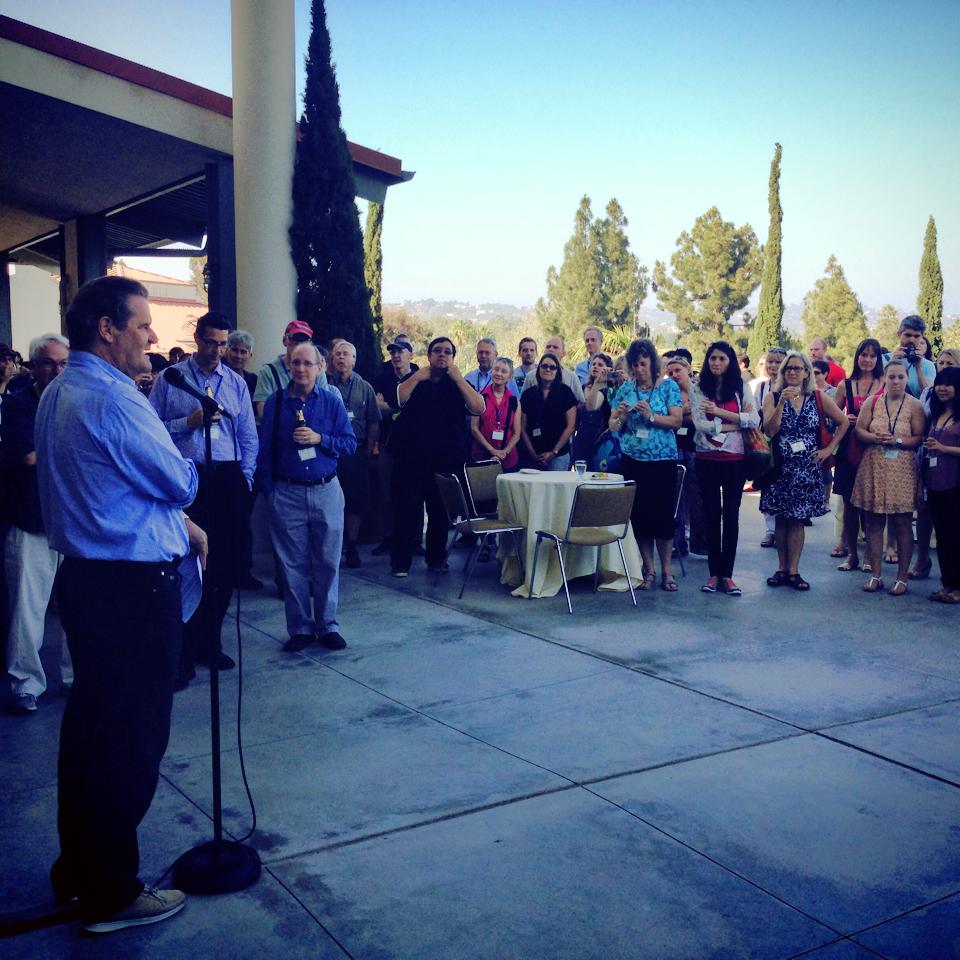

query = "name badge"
(298, 447), (317, 461)
(635, 428), (650, 440)
(209, 422), (222, 441)
(491, 430), (505, 441)
(929, 456), (938, 467)
(347, 411), (355, 420)
(884, 448), (899, 460)
(676, 427), (688, 436)
(532, 428), (542, 438)
(790, 440), (806, 454)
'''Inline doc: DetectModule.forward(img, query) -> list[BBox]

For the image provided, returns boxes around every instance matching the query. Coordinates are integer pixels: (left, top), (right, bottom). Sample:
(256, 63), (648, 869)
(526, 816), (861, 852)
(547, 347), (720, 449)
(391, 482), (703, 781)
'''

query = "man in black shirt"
(389, 337), (484, 576)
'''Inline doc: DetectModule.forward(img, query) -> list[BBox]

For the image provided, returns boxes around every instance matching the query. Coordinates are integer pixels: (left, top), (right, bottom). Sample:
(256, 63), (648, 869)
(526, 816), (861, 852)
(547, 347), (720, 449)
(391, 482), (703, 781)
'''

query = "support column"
(231, 0), (297, 360)
(206, 159), (237, 327)
(61, 214), (108, 320)
(0, 254), (12, 347)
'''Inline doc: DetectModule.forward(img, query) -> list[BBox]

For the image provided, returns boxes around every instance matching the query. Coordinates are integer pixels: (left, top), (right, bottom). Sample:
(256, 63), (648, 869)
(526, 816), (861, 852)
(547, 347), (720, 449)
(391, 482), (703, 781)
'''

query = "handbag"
(742, 427), (773, 482)
(813, 390), (835, 469)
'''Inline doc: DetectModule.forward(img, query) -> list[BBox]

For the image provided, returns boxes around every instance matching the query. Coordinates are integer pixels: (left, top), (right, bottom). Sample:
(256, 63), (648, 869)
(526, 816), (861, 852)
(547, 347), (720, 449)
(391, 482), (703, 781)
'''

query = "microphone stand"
(173, 401), (261, 893)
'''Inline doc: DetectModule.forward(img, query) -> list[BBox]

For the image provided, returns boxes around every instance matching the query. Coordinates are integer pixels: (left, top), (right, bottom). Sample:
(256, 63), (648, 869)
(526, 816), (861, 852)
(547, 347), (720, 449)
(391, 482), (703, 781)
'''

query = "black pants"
(52, 557), (181, 921)
(695, 457), (747, 579)
(391, 459), (451, 571)
(928, 487), (960, 589)
(182, 461), (247, 673)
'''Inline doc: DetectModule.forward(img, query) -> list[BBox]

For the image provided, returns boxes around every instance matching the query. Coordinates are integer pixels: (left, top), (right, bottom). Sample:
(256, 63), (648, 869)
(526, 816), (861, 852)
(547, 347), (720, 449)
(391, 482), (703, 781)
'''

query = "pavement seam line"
(577, 783), (848, 941)
(841, 888), (960, 943)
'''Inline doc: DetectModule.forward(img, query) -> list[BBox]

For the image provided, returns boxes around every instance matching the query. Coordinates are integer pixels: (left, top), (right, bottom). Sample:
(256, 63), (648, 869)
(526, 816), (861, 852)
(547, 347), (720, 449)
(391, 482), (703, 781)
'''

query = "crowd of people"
(1, 276), (958, 934)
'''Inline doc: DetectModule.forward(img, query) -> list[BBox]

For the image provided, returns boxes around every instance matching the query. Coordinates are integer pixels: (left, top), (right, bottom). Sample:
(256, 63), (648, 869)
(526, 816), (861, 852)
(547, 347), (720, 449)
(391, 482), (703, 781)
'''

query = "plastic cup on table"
(574, 460), (587, 479)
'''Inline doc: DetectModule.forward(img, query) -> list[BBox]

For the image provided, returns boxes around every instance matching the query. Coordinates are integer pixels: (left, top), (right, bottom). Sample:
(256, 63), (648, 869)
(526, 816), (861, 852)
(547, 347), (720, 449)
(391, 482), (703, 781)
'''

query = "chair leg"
(460, 535), (483, 599)
(617, 539), (637, 607)
(528, 536), (543, 599)
(555, 542), (573, 614)
(677, 549), (686, 578)
(593, 545), (601, 592)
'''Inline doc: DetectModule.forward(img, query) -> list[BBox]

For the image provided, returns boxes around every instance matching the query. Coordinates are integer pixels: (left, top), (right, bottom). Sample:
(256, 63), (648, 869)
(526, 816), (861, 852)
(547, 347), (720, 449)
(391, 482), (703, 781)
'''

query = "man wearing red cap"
(253, 320), (314, 420)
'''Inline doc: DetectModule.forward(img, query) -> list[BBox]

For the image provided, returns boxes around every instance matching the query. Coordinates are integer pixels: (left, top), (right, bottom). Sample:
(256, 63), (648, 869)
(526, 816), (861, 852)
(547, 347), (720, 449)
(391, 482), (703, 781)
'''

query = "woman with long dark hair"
(571, 352), (613, 470)
(519, 352), (578, 471)
(831, 338), (884, 571)
(690, 341), (759, 595)
(609, 339), (682, 589)
(922, 366), (960, 602)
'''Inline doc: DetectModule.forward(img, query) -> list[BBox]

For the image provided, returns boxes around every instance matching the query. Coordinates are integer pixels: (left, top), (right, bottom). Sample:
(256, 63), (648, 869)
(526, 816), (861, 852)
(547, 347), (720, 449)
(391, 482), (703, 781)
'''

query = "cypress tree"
(364, 201), (384, 358)
(918, 215), (944, 355)
(748, 143), (784, 361)
(289, 0), (375, 374)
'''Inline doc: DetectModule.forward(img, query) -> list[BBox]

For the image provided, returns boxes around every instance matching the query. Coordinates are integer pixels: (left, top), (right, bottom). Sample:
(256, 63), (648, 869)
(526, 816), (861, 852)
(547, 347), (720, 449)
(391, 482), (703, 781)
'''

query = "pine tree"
(592, 198), (649, 332)
(364, 201), (384, 358)
(652, 207), (762, 361)
(801, 255), (868, 369)
(918, 215), (944, 355)
(873, 304), (901, 351)
(535, 196), (601, 344)
(289, 0), (375, 374)
(748, 143), (783, 360)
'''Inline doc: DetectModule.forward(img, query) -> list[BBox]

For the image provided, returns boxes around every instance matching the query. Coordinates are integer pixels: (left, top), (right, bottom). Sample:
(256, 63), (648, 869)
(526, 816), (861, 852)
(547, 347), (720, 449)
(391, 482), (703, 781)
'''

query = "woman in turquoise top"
(609, 339), (682, 590)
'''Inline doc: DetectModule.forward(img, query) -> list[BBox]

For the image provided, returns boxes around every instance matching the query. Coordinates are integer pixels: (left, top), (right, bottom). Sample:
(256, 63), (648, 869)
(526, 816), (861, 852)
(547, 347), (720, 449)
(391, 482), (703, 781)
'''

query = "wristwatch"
(896, 437), (903, 446)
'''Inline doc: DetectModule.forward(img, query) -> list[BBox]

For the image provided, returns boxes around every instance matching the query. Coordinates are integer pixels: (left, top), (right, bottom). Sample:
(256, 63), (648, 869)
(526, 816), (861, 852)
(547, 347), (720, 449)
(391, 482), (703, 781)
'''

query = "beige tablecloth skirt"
(497, 472), (643, 598)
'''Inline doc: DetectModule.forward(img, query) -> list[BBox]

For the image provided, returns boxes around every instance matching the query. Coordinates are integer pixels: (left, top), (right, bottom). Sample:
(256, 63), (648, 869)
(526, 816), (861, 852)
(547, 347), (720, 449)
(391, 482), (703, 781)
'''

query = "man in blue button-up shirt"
(257, 342), (356, 652)
(35, 275), (203, 932)
(150, 312), (258, 688)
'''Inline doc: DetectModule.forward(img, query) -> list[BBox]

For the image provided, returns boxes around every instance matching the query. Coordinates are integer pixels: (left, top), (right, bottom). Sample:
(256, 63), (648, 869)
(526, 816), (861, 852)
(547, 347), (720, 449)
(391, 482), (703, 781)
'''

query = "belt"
(276, 474), (337, 487)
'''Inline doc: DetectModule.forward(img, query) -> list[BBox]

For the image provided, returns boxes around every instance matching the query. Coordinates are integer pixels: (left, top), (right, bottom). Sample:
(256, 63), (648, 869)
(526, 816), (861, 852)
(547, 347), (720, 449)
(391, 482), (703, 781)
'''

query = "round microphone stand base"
(172, 839), (261, 894)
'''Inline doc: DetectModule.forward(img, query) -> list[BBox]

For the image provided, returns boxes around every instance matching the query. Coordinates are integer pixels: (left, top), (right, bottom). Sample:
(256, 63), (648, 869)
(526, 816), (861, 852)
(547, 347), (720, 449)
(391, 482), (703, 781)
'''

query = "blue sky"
(4, 0), (958, 313)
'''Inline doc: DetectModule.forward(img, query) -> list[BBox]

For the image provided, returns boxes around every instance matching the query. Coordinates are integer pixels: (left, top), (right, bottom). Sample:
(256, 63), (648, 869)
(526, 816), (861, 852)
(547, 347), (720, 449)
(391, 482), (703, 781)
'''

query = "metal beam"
(206, 158), (236, 327)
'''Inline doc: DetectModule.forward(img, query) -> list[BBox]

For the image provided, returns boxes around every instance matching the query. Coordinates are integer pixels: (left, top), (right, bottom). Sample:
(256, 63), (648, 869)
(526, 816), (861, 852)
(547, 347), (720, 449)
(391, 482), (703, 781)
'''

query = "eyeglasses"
(539, 364), (558, 371)
(782, 366), (806, 373)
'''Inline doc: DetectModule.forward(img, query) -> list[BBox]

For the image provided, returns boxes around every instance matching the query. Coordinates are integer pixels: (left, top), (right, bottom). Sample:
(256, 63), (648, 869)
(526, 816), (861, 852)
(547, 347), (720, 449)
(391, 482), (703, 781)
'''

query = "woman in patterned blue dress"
(609, 339), (682, 590)
(760, 352), (849, 590)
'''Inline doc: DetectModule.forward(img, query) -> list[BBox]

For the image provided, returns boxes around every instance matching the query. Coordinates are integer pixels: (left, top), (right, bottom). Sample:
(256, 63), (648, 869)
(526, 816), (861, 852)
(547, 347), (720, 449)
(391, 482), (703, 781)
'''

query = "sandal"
(766, 570), (788, 587)
(887, 579), (908, 596)
(908, 561), (932, 580)
(863, 576), (884, 593)
(884, 553), (899, 565)
(862, 562), (873, 573)
(836, 557), (860, 572)
(830, 546), (848, 558)
(931, 590), (960, 604)
(786, 574), (810, 591)
(661, 575), (678, 592)
(637, 573), (655, 591)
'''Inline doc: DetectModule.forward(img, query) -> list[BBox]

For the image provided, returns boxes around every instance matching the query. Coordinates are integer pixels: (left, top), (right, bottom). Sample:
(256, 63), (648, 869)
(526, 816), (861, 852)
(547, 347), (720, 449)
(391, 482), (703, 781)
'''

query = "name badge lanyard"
(884, 394), (906, 437)
(477, 370), (492, 393)
(492, 392), (510, 448)
(190, 365), (238, 463)
(930, 412), (955, 462)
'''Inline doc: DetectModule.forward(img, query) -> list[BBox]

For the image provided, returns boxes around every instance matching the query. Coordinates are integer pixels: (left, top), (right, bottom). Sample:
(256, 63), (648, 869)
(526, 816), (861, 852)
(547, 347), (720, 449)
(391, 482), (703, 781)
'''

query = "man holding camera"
(883, 315), (936, 399)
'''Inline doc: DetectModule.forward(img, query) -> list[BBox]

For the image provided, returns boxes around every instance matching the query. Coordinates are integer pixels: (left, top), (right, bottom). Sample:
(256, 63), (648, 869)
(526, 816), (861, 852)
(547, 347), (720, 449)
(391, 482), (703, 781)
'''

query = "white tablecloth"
(497, 471), (642, 598)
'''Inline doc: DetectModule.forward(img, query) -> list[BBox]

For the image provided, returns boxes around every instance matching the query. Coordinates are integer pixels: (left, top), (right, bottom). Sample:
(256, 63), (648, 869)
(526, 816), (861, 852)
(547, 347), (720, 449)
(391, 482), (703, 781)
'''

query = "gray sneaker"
(84, 887), (186, 934)
(12, 693), (38, 714)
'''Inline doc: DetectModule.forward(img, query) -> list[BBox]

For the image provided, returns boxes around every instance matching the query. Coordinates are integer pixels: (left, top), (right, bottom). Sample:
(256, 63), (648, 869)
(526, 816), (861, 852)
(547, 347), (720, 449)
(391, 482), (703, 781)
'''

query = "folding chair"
(672, 463), (687, 577)
(528, 481), (637, 614)
(435, 473), (525, 599)
(463, 459), (503, 518)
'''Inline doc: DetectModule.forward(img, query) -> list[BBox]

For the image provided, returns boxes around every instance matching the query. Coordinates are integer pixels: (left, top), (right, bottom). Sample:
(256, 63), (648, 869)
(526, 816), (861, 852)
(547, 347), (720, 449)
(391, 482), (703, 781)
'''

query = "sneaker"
(11, 692), (38, 714)
(282, 634), (314, 653)
(700, 577), (719, 593)
(318, 631), (347, 650)
(343, 545), (361, 568)
(391, 569), (409, 578)
(722, 578), (742, 596)
(84, 886), (185, 934)
(760, 532), (776, 548)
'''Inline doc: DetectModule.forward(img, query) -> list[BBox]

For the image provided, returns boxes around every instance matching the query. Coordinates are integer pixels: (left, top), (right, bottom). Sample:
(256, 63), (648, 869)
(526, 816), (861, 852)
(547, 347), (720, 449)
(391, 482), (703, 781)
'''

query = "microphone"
(163, 367), (233, 419)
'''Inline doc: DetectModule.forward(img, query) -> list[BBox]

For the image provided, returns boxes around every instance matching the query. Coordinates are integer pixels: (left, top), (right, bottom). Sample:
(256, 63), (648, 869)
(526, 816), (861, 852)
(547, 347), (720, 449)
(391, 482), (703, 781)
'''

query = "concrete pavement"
(2, 496), (958, 958)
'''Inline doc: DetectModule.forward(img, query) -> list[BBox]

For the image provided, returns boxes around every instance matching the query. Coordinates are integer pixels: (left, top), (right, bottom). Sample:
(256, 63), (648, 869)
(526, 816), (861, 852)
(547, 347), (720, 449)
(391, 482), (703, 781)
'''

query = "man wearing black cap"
(372, 341), (419, 556)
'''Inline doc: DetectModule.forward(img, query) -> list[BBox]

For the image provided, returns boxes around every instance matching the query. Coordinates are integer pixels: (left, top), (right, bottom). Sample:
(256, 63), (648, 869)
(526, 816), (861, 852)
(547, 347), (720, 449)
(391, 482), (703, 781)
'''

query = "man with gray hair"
(465, 337), (519, 398)
(883, 315), (936, 398)
(575, 326), (604, 384)
(3, 334), (72, 713)
(329, 341), (380, 567)
(225, 329), (258, 399)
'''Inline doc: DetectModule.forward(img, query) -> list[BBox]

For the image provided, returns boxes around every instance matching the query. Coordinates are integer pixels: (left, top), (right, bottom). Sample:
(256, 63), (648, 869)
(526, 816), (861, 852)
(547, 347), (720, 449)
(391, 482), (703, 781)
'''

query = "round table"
(496, 471), (643, 598)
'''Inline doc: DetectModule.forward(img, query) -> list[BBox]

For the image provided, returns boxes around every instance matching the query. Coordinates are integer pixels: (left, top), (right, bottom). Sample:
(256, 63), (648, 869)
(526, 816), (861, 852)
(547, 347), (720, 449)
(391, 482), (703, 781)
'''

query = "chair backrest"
(434, 473), (470, 526)
(565, 481), (636, 541)
(673, 463), (686, 521)
(464, 459), (502, 517)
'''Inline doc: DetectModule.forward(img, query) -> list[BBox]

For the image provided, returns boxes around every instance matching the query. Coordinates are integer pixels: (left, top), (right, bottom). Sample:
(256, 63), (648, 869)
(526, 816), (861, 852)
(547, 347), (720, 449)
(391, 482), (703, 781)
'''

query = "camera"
(904, 345), (919, 364)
